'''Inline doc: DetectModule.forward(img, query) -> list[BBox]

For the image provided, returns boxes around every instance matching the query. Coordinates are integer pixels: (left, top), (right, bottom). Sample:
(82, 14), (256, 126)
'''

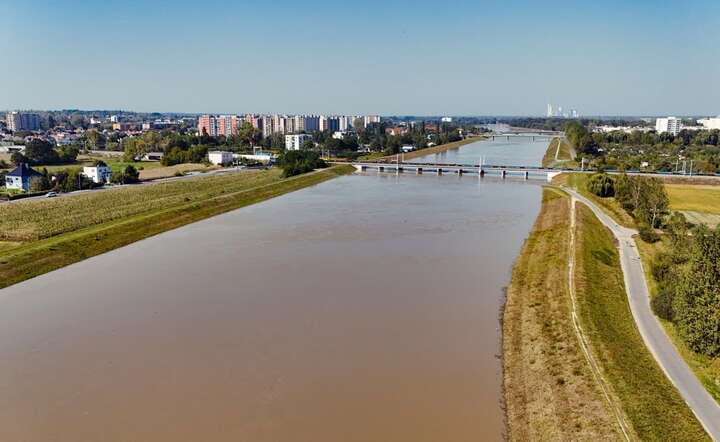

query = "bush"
(277, 150), (327, 178)
(651, 289), (675, 321)
(638, 226), (660, 243)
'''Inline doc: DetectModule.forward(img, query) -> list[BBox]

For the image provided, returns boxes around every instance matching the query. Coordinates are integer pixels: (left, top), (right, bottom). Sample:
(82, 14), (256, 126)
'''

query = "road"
(562, 186), (720, 441)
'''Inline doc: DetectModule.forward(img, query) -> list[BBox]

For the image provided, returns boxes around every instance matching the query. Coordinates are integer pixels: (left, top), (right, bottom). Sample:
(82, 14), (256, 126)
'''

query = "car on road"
(45, 192), (59, 198)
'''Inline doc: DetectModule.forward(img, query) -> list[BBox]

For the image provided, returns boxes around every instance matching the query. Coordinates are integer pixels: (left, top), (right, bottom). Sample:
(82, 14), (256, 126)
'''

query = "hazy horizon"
(3, 0), (719, 116)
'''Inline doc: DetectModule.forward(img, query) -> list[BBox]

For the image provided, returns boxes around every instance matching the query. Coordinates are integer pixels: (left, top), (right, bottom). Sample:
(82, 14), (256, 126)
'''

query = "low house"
(208, 150), (234, 166)
(83, 162), (112, 184)
(5, 163), (42, 192)
(137, 152), (163, 162)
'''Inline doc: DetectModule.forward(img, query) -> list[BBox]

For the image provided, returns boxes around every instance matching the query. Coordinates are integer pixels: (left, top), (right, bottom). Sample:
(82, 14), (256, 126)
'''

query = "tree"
(673, 226), (720, 357)
(238, 122), (262, 148)
(636, 177), (668, 228)
(586, 173), (615, 197)
(300, 139), (315, 150)
(29, 168), (52, 192)
(23, 139), (60, 165)
(112, 165), (140, 184)
(277, 150), (327, 178)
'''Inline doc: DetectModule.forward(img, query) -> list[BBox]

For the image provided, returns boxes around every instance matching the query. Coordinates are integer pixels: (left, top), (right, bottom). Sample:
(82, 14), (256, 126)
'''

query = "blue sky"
(2, 0), (718, 115)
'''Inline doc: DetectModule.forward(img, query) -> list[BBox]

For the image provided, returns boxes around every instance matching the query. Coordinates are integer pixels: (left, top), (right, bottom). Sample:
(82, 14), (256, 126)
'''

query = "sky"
(1, 0), (719, 116)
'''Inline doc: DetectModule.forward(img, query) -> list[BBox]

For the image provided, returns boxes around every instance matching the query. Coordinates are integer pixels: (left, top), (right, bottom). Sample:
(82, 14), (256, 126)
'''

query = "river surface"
(409, 135), (551, 167)
(0, 138), (546, 441)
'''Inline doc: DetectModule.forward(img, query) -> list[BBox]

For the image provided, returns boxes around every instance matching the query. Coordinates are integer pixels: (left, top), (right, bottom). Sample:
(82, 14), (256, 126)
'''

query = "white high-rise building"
(363, 115), (380, 127)
(6, 111), (40, 131)
(656, 117), (683, 135)
(546, 104), (554, 117)
(285, 134), (313, 150)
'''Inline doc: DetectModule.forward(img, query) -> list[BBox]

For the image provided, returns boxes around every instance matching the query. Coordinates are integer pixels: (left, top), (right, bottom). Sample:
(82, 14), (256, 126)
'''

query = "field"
(24, 156), (218, 181)
(0, 165), (355, 289)
(573, 202), (708, 440)
(666, 184), (720, 214)
(503, 188), (624, 440)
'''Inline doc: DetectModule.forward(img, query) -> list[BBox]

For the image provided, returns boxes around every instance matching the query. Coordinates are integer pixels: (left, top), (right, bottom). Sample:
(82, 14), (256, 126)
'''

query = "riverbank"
(541, 137), (576, 168)
(503, 186), (708, 440)
(378, 136), (483, 161)
(503, 188), (625, 440)
(0, 164), (355, 289)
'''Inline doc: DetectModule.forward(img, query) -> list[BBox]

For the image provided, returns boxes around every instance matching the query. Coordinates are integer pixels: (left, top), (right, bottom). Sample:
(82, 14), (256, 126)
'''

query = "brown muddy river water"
(0, 140), (546, 441)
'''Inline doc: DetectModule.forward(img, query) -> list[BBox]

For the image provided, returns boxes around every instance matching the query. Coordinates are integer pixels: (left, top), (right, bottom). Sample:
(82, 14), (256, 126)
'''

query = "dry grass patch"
(503, 188), (623, 441)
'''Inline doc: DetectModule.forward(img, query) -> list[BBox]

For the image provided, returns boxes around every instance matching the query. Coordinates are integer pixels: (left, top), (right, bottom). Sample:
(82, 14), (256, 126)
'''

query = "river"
(0, 137), (548, 441)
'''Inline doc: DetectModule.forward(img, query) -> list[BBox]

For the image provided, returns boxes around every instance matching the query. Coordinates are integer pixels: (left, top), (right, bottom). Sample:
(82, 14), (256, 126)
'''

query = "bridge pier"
(436, 168), (442, 176)
(458, 169), (464, 176)
(479, 168), (485, 177)
(501, 170), (507, 179)
(360, 165), (367, 171)
(378, 166), (384, 172)
(416, 167), (422, 174)
(524, 171), (529, 180)
(397, 167), (403, 173)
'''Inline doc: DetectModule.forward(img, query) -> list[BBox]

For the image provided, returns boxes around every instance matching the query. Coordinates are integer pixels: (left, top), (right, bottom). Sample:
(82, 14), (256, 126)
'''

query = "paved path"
(562, 186), (720, 440)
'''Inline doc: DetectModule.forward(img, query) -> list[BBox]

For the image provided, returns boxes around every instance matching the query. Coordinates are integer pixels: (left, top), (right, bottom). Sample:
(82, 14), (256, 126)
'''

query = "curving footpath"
(562, 186), (720, 440)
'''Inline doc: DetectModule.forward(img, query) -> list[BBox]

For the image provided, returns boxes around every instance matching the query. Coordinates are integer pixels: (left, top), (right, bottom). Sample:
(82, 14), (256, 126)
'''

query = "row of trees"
(277, 150), (327, 177)
(587, 173), (669, 239)
(9, 139), (78, 166)
(651, 219), (720, 357)
(586, 172), (720, 357)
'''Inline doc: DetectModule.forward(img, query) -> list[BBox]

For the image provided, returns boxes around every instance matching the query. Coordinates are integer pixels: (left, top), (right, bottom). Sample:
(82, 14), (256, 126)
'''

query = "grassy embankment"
(504, 188), (624, 440)
(555, 171), (720, 407)
(541, 138), (576, 168)
(0, 165), (355, 289)
(504, 186), (709, 440)
(573, 203), (708, 440)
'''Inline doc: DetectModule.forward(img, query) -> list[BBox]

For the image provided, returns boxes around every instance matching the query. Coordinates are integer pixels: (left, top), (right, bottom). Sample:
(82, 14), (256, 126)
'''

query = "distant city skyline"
(2, 0), (719, 116)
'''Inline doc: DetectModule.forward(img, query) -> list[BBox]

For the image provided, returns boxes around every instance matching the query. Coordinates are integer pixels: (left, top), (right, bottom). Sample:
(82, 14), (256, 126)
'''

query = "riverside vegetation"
(504, 187), (708, 440)
(559, 171), (720, 405)
(0, 165), (355, 289)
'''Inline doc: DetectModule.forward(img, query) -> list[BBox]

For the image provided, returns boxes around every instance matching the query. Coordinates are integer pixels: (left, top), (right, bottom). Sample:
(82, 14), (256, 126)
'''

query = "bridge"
(352, 161), (563, 182)
(348, 160), (720, 182)
(487, 133), (557, 142)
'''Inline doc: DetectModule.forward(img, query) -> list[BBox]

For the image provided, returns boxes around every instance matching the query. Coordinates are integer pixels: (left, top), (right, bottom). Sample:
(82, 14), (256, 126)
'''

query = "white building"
(655, 117), (682, 135)
(83, 163), (112, 184)
(285, 134), (313, 150)
(233, 153), (274, 164)
(208, 150), (234, 165)
(332, 131), (357, 139)
(441, 116), (453, 123)
(363, 115), (380, 127)
(697, 116), (720, 130)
